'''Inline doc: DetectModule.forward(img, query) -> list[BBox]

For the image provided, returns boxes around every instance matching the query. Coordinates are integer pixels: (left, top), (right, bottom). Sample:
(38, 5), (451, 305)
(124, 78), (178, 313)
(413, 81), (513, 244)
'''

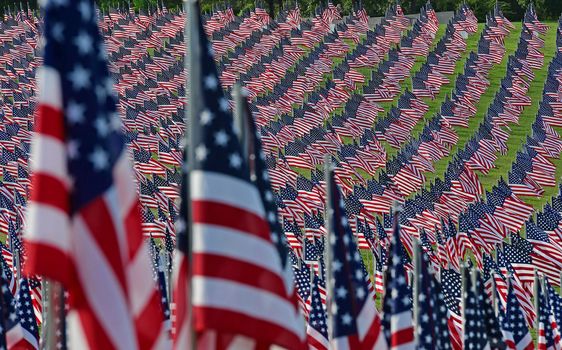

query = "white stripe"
(30, 135), (71, 188)
(192, 223), (283, 275)
(25, 203), (72, 254)
(192, 276), (303, 337)
(68, 309), (90, 350)
(306, 325), (329, 349)
(112, 153), (139, 223)
(103, 186), (158, 321)
(37, 66), (63, 110)
(73, 216), (138, 350)
(331, 336), (351, 350)
(356, 291), (378, 340)
(226, 335), (257, 350)
(126, 237), (155, 318)
(6, 324), (25, 349)
(390, 311), (414, 332)
(190, 170), (265, 218)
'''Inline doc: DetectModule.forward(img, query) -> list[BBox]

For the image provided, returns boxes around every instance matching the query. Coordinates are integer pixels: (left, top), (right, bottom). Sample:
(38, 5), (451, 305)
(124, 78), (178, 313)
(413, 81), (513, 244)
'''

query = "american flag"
(499, 280), (533, 350)
(537, 281), (561, 350)
(12, 278), (39, 349)
(416, 246), (451, 350)
(173, 1), (304, 348)
(462, 271), (490, 349)
(306, 275), (329, 350)
(1, 270), (34, 349)
(327, 174), (386, 349)
(474, 272), (505, 348)
(23, 1), (165, 348)
(381, 209), (414, 350)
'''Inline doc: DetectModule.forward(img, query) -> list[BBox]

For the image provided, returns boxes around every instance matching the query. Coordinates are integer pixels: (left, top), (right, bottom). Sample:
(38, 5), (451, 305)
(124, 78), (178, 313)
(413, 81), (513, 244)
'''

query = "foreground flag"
(382, 209), (414, 350)
(499, 281), (533, 350)
(24, 0), (165, 348)
(174, 1), (305, 348)
(327, 174), (386, 349)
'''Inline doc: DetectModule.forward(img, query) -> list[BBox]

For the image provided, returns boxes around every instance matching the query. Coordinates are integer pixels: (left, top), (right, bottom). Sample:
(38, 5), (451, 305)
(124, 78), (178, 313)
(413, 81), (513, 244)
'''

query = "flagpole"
(460, 263), (467, 342)
(232, 84), (248, 162)
(412, 237), (420, 346)
(534, 268), (540, 349)
(185, 0), (201, 347)
(324, 155), (333, 344)
(491, 273), (498, 316)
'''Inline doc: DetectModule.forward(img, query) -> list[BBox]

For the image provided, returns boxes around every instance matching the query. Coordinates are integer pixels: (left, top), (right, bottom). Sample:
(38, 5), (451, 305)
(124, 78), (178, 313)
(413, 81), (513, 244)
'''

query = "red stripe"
(306, 333), (328, 350)
(361, 315), (383, 349)
(135, 286), (164, 350)
(192, 254), (290, 299)
(80, 197), (128, 293)
(124, 199), (144, 260)
(193, 307), (305, 350)
(192, 200), (269, 241)
(35, 105), (65, 141)
(24, 242), (115, 349)
(173, 255), (189, 345)
(29, 174), (69, 212)
(391, 326), (414, 347)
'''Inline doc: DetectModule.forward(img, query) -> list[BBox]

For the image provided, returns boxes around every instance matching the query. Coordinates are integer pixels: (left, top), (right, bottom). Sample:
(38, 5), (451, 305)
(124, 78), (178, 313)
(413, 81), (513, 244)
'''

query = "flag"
(328, 174), (386, 349)
(12, 278), (39, 349)
(24, 1), (165, 348)
(463, 269), (490, 349)
(174, 1), (304, 348)
(499, 281), (533, 350)
(382, 208), (414, 350)
(306, 275), (329, 350)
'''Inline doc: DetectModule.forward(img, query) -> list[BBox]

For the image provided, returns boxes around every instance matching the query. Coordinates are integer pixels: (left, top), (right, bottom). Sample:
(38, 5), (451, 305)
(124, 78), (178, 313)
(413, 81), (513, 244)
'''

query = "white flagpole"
(324, 155), (333, 344)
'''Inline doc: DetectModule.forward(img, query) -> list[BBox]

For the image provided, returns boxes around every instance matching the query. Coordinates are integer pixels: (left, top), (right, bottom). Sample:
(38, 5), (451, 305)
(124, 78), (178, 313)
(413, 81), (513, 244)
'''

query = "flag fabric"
(328, 174), (386, 350)
(306, 275), (329, 350)
(499, 280), (533, 350)
(23, 1), (165, 349)
(382, 210), (414, 350)
(175, 1), (304, 348)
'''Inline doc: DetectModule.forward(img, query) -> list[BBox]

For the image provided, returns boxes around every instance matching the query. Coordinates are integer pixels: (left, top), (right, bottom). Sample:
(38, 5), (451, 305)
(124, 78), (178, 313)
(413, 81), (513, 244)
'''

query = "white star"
(265, 191), (273, 202)
(95, 117), (110, 137)
(341, 313), (352, 325)
(336, 286), (347, 299)
(90, 148), (109, 171)
(67, 140), (80, 159)
(356, 287), (365, 299)
(68, 65), (90, 90)
(219, 97), (229, 112)
(355, 269), (363, 280)
(52, 0), (68, 6)
(207, 43), (215, 56)
(214, 130), (229, 146)
(229, 153), (242, 168)
(332, 259), (342, 272)
(67, 101), (85, 124)
(200, 109), (214, 125)
(51, 22), (64, 42)
(195, 145), (208, 161)
(204, 75), (218, 90)
(95, 84), (107, 103)
(78, 1), (92, 21)
(109, 113), (122, 131)
(74, 31), (93, 55)
(267, 211), (276, 223)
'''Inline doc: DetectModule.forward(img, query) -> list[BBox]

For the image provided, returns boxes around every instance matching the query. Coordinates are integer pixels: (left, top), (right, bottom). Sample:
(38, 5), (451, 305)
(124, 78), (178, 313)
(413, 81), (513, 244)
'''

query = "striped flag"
(382, 209), (414, 350)
(23, 1), (165, 348)
(173, 2), (304, 348)
(327, 174), (386, 350)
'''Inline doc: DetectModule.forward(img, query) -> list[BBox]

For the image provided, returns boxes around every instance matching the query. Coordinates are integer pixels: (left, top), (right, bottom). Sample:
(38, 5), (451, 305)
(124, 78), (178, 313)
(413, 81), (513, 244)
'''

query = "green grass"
(419, 22), (562, 212)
